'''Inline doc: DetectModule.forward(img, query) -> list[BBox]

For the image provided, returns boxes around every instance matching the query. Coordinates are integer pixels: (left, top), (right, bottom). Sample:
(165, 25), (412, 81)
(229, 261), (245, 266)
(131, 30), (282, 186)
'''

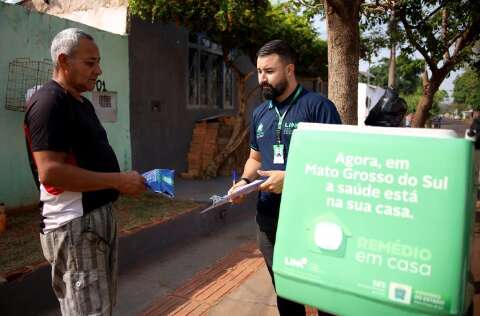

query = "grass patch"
(0, 193), (201, 276)
(0, 210), (43, 276)
(115, 192), (200, 231)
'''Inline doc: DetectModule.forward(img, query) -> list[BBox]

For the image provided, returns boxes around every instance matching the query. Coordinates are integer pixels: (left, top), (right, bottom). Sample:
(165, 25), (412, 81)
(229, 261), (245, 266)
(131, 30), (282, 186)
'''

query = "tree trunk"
(236, 71), (250, 118)
(388, 43), (396, 89)
(412, 71), (443, 127)
(412, 93), (434, 128)
(387, 14), (398, 89)
(204, 72), (253, 178)
(324, 0), (361, 125)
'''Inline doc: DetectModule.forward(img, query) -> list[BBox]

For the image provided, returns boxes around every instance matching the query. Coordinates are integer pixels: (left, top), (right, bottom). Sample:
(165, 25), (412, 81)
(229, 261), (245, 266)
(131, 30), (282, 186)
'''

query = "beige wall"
(22, 0), (128, 34)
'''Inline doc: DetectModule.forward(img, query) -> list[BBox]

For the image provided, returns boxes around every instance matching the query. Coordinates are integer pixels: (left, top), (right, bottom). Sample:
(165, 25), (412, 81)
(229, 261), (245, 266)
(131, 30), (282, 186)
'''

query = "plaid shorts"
(40, 203), (118, 316)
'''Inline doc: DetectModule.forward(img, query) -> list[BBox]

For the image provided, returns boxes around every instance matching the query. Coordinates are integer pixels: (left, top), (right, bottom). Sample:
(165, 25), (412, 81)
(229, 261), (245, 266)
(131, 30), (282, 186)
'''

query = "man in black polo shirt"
(24, 28), (146, 316)
(229, 40), (341, 315)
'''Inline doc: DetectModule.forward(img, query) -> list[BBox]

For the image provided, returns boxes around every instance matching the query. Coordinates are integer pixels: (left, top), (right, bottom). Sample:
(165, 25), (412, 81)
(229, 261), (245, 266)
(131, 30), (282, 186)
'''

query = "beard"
(261, 79), (288, 100)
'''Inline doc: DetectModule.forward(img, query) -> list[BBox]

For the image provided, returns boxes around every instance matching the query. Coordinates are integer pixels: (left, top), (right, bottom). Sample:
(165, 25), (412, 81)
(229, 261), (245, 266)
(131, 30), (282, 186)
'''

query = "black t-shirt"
(250, 85), (342, 228)
(24, 80), (120, 215)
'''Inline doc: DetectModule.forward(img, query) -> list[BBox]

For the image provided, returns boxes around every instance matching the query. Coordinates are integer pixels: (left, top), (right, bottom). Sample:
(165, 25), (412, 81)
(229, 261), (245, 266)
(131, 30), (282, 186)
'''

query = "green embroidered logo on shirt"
(257, 123), (265, 138)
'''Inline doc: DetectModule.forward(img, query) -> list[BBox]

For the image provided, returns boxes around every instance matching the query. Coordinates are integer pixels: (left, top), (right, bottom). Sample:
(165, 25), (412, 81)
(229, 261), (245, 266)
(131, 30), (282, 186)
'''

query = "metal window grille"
(99, 95), (112, 108)
(187, 34), (233, 109)
(5, 58), (53, 112)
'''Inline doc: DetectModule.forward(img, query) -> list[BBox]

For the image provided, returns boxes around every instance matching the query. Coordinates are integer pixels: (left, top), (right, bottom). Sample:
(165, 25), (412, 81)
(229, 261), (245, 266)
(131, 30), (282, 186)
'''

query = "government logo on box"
(388, 282), (412, 305)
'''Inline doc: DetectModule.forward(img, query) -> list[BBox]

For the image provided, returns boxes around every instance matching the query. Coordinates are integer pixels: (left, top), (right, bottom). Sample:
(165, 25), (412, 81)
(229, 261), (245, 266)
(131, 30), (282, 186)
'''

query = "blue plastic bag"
(142, 169), (175, 198)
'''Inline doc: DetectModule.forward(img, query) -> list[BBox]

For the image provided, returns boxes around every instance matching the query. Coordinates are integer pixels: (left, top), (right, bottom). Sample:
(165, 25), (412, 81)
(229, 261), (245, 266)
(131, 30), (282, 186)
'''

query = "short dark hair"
(256, 40), (297, 65)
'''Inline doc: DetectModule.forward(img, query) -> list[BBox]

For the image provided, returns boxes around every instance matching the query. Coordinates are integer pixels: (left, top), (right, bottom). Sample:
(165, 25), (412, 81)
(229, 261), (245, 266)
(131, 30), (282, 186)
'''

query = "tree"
(386, 13), (403, 89)
(296, 0), (363, 124)
(402, 86), (447, 116)
(453, 69), (480, 110)
(358, 18), (389, 77)
(396, 0), (480, 127)
(264, 5), (328, 78)
(129, 0), (327, 177)
(447, 102), (469, 114)
(322, 0), (364, 125)
(300, 0), (480, 127)
(322, 0), (363, 124)
(365, 53), (444, 116)
(359, 2), (403, 89)
(367, 53), (423, 94)
(357, 0), (479, 126)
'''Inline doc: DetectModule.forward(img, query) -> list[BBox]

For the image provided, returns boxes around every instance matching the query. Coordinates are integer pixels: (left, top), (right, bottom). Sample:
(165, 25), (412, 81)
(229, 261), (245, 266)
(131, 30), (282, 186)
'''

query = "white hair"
(50, 28), (94, 66)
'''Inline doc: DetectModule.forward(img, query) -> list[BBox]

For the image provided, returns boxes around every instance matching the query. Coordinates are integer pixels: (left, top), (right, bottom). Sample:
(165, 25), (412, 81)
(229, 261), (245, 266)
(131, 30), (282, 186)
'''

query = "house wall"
(21, 0), (129, 34)
(129, 17), (260, 173)
(0, 2), (130, 208)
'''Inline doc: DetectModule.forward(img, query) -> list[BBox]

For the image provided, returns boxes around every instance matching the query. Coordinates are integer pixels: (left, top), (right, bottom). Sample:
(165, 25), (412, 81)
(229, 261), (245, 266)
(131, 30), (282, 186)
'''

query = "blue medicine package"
(142, 169), (175, 198)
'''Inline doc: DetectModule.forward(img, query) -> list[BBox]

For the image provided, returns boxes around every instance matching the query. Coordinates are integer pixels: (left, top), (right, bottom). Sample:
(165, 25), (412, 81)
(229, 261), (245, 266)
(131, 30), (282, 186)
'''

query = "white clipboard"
(200, 179), (265, 214)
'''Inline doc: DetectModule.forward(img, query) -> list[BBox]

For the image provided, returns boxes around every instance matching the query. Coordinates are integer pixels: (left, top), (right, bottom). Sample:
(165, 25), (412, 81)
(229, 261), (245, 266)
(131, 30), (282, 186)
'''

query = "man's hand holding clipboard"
(200, 179), (265, 214)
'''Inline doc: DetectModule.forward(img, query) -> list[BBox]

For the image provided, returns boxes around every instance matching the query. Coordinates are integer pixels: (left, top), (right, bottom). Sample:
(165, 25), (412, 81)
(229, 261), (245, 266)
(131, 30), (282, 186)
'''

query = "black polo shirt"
(24, 80), (120, 231)
(249, 85), (342, 227)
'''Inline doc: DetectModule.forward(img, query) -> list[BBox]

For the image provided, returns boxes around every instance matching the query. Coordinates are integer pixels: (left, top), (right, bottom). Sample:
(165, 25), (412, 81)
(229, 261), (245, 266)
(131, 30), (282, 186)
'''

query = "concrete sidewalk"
(0, 176), (259, 316)
(106, 177), (260, 316)
(139, 241), (267, 316)
(141, 245), (480, 316)
(208, 266), (279, 316)
(139, 212), (480, 316)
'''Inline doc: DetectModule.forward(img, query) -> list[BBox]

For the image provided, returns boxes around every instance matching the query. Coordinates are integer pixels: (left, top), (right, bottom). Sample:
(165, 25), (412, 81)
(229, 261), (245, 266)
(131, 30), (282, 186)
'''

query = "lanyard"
(271, 86), (302, 144)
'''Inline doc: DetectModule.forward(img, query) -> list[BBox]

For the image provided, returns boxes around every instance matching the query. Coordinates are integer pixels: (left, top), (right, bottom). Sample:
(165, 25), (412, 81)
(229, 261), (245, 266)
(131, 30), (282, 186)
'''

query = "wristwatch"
(241, 177), (251, 184)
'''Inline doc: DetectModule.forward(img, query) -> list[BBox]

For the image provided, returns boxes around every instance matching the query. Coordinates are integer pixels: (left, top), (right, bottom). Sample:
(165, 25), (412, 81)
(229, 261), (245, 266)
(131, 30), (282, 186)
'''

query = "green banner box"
(273, 123), (475, 316)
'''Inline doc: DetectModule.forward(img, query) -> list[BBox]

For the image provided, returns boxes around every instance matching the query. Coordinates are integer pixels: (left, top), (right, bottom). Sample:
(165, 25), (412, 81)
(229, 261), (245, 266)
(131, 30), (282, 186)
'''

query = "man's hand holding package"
(116, 171), (147, 196)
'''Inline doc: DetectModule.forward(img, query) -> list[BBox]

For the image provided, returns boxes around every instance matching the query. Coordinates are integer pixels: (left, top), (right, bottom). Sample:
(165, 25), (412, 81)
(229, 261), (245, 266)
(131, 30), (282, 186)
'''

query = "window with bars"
(91, 91), (117, 122)
(188, 34), (233, 109)
(99, 95), (112, 108)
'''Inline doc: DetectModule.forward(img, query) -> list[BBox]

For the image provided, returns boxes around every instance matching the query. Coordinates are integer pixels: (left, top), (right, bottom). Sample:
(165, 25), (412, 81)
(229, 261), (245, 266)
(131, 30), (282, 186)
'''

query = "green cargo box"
(273, 123), (475, 316)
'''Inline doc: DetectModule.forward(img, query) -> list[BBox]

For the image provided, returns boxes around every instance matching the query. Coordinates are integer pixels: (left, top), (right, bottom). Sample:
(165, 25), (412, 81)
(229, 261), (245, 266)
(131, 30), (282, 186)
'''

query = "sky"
(313, 17), (461, 98)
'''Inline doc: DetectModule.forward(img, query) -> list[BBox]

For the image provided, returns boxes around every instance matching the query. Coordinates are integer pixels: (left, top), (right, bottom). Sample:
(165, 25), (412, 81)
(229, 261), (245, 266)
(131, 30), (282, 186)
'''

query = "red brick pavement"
(139, 241), (264, 316)
(139, 241), (319, 316)
(139, 214), (480, 316)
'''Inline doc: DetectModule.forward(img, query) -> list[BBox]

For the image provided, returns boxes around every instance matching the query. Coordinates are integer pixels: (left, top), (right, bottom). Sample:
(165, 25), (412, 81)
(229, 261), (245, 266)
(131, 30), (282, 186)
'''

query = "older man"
(24, 28), (146, 315)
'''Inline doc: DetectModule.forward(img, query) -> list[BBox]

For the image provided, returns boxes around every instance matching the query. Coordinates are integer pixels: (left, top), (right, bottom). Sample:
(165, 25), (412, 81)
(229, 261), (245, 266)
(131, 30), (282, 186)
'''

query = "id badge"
(273, 144), (285, 164)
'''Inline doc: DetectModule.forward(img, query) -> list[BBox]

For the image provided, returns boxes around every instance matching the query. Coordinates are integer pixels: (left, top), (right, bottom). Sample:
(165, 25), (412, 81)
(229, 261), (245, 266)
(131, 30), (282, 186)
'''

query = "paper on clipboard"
(200, 179), (265, 214)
